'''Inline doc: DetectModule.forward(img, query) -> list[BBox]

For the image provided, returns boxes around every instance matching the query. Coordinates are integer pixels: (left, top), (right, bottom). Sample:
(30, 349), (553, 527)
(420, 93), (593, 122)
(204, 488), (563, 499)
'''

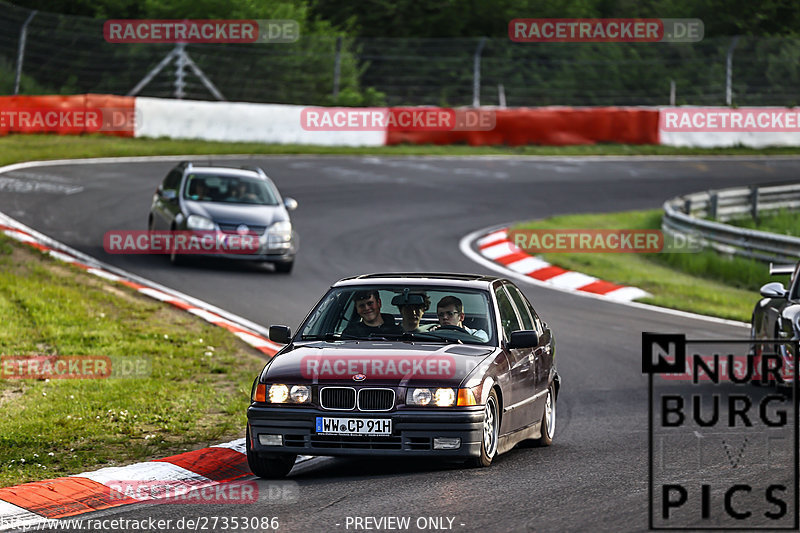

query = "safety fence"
(4, 2), (800, 107)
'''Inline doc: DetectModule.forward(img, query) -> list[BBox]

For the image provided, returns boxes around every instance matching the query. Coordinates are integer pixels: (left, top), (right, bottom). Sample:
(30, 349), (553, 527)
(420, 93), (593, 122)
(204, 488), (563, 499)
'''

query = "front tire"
(246, 427), (296, 479)
(168, 225), (185, 266)
(274, 260), (293, 274)
(470, 389), (499, 467)
(533, 384), (556, 447)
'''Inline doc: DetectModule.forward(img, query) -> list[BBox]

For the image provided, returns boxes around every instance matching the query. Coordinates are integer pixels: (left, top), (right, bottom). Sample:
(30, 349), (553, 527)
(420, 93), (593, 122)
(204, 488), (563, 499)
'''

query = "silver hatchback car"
(148, 162), (298, 273)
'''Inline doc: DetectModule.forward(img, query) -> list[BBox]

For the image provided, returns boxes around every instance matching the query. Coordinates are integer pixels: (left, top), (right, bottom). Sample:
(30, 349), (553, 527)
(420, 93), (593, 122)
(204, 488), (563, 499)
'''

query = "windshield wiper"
(300, 333), (368, 341)
(378, 332), (462, 344)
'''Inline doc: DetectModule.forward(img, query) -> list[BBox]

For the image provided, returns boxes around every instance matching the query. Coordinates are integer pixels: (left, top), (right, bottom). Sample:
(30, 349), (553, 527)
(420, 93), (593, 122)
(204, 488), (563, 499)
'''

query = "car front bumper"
(247, 405), (484, 458)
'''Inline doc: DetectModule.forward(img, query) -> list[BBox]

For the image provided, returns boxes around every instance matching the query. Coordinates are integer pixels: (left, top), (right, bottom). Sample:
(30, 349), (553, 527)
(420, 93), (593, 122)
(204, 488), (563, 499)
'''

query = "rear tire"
(246, 427), (296, 479)
(533, 384), (556, 447)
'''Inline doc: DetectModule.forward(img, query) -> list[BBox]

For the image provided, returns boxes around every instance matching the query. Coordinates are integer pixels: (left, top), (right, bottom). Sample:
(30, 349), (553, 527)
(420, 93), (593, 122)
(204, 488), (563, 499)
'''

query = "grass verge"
(511, 210), (789, 322)
(0, 233), (266, 487)
(2, 134), (800, 167)
(726, 209), (800, 238)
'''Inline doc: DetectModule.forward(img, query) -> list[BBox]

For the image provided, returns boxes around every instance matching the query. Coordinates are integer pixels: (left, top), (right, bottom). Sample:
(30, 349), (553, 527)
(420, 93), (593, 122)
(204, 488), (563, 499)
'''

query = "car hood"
(185, 201), (286, 226)
(263, 342), (495, 388)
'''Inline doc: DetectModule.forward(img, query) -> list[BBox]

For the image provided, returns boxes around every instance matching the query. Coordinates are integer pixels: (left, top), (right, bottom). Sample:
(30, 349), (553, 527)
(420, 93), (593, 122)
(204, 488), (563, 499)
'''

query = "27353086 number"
(195, 516), (279, 530)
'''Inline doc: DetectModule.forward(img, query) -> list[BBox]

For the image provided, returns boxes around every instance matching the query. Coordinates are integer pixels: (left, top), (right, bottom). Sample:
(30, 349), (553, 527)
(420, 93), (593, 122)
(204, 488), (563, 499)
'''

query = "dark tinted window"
(506, 284), (534, 331)
(494, 286), (522, 340)
(163, 169), (182, 191)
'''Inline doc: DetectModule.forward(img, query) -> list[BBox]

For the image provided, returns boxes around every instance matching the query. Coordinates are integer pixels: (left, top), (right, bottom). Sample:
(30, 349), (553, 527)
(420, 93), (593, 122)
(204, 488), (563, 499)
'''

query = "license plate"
(315, 417), (392, 436)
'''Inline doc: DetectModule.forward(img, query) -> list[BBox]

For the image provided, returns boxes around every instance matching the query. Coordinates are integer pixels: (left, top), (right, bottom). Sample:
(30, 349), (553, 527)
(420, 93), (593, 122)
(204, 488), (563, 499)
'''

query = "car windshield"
(299, 286), (495, 345)
(183, 174), (278, 205)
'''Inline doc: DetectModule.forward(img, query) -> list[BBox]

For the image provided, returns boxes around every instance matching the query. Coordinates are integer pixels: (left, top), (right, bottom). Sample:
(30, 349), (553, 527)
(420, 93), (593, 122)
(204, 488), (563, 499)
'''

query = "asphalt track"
(3, 155), (800, 532)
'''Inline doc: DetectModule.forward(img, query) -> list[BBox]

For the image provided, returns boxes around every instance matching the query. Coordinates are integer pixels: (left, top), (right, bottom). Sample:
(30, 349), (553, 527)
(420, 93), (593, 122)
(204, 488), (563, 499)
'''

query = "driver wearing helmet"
(433, 295), (489, 341)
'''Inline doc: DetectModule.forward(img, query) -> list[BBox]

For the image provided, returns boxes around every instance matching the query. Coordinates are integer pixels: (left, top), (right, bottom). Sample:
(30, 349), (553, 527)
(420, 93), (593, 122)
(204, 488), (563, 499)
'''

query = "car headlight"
(290, 385), (310, 403)
(186, 214), (215, 231)
(268, 384), (289, 403)
(407, 387), (458, 407)
(267, 221), (292, 247)
(257, 384), (310, 404)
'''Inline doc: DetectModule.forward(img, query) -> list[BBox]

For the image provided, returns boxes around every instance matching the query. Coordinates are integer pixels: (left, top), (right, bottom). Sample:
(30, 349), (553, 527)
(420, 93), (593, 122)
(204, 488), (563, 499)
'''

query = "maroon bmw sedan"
(246, 273), (560, 478)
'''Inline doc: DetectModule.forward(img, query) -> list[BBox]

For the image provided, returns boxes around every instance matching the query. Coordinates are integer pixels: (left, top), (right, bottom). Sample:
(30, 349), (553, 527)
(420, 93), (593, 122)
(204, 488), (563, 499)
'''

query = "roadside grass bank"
(0, 234), (266, 487)
(2, 135), (800, 166)
(511, 210), (786, 322)
(726, 208), (800, 238)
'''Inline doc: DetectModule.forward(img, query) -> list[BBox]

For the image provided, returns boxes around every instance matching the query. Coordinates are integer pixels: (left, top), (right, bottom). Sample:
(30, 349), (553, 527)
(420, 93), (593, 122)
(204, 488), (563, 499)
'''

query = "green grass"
(2, 134), (800, 166)
(727, 208), (800, 238)
(512, 210), (786, 321)
(0, 234), (266, 487)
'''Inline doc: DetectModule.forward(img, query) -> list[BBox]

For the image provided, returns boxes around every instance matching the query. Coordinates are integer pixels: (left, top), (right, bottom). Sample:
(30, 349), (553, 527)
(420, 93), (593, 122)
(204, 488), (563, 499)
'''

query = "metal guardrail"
(662, 183), (800, 263)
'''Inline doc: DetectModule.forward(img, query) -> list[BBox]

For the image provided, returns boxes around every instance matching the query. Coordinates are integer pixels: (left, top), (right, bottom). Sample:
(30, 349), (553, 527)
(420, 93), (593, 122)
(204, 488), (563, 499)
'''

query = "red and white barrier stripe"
(476, 228), (649, 301)
(5, 95), (800, 148)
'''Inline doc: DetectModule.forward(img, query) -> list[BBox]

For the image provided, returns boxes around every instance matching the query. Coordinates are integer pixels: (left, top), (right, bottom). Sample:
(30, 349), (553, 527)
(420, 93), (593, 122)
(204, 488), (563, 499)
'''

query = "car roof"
(178, 162), (267, 180)
(333, 272), (506, 290)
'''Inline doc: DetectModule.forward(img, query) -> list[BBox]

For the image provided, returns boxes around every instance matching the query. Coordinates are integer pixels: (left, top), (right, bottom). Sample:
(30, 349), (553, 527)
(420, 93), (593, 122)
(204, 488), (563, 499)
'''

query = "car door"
(494, 284), (536, 432)
(152, 169), (182, 230)
(507, 284), (553, 399)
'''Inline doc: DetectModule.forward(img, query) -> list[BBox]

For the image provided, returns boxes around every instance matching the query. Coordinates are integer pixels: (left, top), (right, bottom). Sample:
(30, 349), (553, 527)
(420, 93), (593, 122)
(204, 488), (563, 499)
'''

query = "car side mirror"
(283, 197), (298, 211)
(760, 282), (787, 299)
(269, 325), (292, 344)
(508, 330), (539, 349)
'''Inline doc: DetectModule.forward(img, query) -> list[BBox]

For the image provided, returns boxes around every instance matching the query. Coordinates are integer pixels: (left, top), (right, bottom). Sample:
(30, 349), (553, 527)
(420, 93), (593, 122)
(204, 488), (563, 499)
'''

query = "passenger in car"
(394, 292), (431, 332)
(230, 181), (258, 203)
(433, 296), (489, 341)
(188, 179), (211, 201)
(343, 290), (402, 336)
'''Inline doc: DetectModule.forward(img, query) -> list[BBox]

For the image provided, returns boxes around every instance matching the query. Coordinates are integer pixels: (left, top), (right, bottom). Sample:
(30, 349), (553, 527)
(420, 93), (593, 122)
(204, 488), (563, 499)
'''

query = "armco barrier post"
(750, 185), (759, 222)
(709, 192), (719, 220)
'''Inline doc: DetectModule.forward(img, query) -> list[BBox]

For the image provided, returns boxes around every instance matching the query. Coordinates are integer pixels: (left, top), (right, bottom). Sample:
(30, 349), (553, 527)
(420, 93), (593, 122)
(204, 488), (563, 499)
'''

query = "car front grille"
(218, 223), (267, 235)
(357, 388), (395, 411)
(320, 387), (356, 410)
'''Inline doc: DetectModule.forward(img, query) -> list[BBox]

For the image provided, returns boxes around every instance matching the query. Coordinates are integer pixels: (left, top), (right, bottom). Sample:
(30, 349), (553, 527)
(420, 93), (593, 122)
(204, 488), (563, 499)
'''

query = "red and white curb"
(474, 227), (650, 302)
(0, 216), (282, 357)
(0, 212), (298, 529)
(0, 439), (248, 530)
(0, 438), (310, 530)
